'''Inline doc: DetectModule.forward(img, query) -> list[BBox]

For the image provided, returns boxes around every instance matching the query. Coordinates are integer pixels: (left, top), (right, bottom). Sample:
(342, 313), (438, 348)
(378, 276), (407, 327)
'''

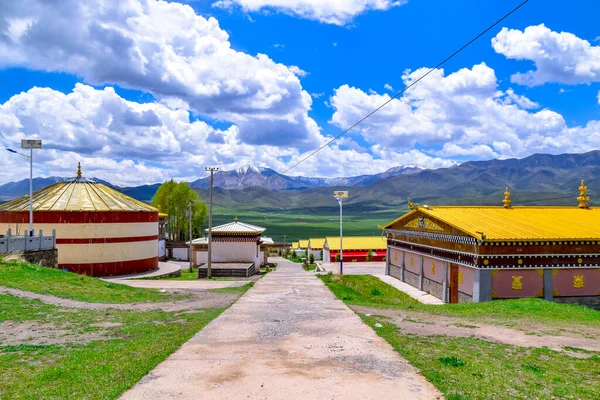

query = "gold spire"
(234, 216), (238, 223)
(577, 179), (590, 209)
(76, 162), (82, 178)
(503, 187), (512, 209)
(408, 197), (416, 210)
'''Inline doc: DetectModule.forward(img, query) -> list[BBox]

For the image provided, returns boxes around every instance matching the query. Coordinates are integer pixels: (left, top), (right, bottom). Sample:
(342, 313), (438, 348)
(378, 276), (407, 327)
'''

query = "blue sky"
(0, 0), (599, 185)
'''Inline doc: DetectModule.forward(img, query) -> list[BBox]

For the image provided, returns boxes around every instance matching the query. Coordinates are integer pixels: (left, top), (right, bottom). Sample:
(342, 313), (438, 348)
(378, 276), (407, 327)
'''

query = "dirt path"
(352, 306), (600, 354)
(120, 258), (441, 400)
(0, 286), (238, 311)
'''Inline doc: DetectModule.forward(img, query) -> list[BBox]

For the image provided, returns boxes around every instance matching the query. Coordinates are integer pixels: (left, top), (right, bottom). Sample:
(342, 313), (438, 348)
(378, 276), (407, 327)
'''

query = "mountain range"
(1, 151), (599, 211)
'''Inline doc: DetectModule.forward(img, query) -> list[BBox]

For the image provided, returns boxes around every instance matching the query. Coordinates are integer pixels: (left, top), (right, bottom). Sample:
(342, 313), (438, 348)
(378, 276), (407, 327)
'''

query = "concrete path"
(121, 258), (441, 400)
(108, 279), (248, 290)
(103, 262), (181, 280)
(376, 275), (444, 305)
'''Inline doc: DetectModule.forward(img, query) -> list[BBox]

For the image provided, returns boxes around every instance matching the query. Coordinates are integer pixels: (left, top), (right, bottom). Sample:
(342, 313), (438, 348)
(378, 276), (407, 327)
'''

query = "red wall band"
(0, 211), (158, 224)
(56, 235), (159, 244)
(59, 257), (159, 276)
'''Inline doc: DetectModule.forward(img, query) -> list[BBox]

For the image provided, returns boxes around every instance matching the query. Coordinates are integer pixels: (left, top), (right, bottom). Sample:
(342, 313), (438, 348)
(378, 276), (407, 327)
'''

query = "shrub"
(366, 249), (373, 262)
(438, 356), (465, 367)
(335, 253), (340, 262)
(309, 254), (315, 264)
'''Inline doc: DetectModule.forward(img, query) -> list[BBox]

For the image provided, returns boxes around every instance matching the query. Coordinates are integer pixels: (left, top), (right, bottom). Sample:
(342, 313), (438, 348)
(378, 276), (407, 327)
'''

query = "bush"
(366, 249), (373, 262)
(292, 250), (297, 259)
(438, 356), (465, 367)
(309, 254), (315, 264)
(335, 253), (340, 262)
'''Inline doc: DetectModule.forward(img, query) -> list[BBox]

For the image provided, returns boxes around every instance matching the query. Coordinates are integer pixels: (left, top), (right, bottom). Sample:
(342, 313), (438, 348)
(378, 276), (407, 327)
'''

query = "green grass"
(210, 206), (398, 242)
(0, 294), (224, 399)
(361, 315), (600, 400)
(210, 282), (254, 294)
(303, 264), (316, 271)
(319, 274), (600, 327)
(0, 260), (188, 304)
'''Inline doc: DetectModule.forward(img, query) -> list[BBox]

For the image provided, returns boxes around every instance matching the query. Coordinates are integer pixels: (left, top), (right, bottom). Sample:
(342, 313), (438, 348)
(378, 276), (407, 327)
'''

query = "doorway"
(449, 264), (459, 304)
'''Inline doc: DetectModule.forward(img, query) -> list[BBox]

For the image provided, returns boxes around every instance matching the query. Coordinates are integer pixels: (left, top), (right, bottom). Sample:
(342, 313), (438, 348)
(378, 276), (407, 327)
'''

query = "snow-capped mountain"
(190, 164), (427, 191)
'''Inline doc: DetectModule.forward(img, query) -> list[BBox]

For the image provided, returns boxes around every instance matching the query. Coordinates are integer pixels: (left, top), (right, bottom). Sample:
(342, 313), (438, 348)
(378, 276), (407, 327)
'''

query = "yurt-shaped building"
(0, 164), (159, 276)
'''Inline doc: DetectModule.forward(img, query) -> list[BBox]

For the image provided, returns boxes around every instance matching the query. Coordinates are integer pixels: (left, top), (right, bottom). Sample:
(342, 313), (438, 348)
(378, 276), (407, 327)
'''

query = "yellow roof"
(384, 206), (600, 242)
(325, 236), (387, 251)
(308, 238), (326, 249)
(291, 242), (299, 249)
(0, 178), (157, 212)
(298, 240), (309, 248)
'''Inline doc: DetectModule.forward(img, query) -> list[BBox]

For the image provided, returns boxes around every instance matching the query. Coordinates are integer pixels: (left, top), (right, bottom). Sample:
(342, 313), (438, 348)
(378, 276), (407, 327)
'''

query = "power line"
(279, 0), (530, 177)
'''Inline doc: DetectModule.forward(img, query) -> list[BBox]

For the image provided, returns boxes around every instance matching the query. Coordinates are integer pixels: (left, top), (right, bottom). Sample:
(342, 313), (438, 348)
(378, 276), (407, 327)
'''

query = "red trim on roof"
(0, 211), (158, 224)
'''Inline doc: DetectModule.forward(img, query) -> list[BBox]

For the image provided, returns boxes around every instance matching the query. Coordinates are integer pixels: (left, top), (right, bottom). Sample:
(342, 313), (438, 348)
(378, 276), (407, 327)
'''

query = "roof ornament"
(76, 162), (82, 179)
(577, 179), (590, 209)
(234, 216), (238, 223)
(408, 197), (417, 211)
(502, 187), (512, 209)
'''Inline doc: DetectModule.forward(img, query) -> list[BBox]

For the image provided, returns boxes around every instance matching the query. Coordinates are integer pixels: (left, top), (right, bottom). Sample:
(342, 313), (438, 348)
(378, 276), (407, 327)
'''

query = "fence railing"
(0, 229), (56, 254)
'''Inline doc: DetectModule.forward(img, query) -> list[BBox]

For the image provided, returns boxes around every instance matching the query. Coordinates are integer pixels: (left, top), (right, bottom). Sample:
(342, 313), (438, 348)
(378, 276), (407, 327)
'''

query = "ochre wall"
(553, 268), (600, 297)
(422, 256), (444, 283)
(492, 270), (544, 299)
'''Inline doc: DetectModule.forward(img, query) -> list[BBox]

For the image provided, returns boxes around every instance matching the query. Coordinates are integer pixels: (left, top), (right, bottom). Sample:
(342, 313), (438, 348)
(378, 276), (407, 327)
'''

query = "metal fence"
(0, 229), (56, 254)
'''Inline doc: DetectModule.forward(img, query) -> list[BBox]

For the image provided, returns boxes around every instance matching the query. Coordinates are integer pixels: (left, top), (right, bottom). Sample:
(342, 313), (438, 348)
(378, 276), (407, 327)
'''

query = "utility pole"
(188, 201), (193, 273)
(204, 167), (219, 279)
(334, 191), (348, 276)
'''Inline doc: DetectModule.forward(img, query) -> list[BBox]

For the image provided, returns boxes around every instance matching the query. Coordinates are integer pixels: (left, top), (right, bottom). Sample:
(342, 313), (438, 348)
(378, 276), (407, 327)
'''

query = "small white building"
(188, 218), (268, 271)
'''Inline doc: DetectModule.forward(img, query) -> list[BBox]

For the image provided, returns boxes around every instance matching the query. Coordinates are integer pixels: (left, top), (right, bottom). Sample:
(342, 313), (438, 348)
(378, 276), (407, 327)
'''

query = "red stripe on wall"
(56, 235), (159, 244)
(0, 211), (158, 224)
(59, 257), (158, 277)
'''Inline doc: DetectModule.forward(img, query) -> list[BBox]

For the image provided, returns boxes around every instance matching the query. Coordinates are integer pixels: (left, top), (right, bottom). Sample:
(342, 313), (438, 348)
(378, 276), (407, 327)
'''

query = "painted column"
(543, 269), (553, 301)
(385, 245), (390, 275)
(442, 261), (449, 303)
(401, 250), (405, 282)
(419, 255), (424, 291)
(473, 269), (492, 302)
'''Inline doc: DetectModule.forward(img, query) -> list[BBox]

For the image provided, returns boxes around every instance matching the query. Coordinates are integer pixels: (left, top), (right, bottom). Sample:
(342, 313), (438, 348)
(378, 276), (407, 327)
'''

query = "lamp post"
(334, 191), (348, 276)
(6, 139), (42, 236)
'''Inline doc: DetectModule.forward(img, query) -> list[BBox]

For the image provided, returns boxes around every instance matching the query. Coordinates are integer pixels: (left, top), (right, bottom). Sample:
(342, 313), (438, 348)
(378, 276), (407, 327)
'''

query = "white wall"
(158, 239), (166, 258)
(212, 241), (258, 264)
(173, 247), (188, 261)
(309, 249), (322, 260)
(195, 251), (208, 265)
(323, 249), (331, 262)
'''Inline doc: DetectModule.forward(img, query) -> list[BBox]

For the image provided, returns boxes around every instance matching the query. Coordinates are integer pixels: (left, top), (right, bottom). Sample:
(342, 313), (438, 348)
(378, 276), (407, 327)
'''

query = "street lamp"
(334, 191), (348, 276)
(6, 139), (42, 236)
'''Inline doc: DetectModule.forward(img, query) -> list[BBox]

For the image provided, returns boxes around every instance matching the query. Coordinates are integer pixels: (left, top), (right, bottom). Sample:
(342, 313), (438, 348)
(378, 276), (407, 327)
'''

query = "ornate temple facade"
(384, 182), (600, 307)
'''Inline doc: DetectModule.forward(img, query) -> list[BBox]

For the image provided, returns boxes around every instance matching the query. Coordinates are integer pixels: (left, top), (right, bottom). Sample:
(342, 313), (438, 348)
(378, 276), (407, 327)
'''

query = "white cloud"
(289, 65), (309, 77)
(384, 83), (395, 92)
(0, 84), (455, 185)
(329, 63), (600, 160)
(492, 24), (600, 86)
(311, 92), (325, 98)
(213, 0), (406, 26)
(0, 0), (320, 148)
(598, 90), (600, 104)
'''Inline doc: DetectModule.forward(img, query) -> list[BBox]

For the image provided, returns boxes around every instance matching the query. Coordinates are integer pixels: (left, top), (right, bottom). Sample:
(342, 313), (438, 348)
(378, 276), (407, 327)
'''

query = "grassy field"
(0, 260), (188, 303)
(0, 294), (224, 399)
(0, 260), (255, 399)
(209, 206), (400, 242)
(320, 274), (600, 399)
(320, 274), (600, 327)
(362, 315), (600, 400)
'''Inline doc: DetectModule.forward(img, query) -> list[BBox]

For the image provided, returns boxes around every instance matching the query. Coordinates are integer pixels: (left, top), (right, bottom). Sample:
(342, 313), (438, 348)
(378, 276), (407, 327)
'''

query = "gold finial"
(234, 216), (238, 223)
(408, 197), (416, 210)
(577, 179), (590, 209)
(503, 187), (512, 209)
(77, 162), (82, 178)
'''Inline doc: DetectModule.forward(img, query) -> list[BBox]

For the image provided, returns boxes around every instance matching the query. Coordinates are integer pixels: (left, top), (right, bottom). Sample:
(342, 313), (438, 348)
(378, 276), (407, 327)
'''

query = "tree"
(366, 249), (373, 262)
(152, 180), (207, 241)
